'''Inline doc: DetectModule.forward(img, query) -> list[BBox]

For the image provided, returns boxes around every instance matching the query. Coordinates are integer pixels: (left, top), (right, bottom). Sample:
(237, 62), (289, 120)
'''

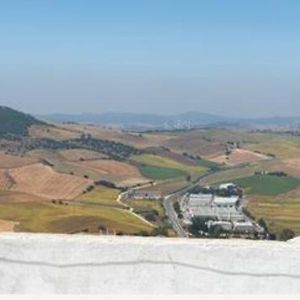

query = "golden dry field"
(9, 163), (93, 200)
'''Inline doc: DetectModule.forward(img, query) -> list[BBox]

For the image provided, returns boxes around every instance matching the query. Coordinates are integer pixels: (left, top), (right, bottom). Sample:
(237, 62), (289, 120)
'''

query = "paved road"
(163, 172), (215, 238)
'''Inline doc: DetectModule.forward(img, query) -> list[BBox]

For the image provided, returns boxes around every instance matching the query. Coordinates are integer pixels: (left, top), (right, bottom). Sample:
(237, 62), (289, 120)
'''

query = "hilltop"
(0, 106), (45, 136)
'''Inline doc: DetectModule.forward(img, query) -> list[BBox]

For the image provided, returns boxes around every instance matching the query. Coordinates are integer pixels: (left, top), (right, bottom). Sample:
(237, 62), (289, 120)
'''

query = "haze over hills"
(39, 111), (300, 130)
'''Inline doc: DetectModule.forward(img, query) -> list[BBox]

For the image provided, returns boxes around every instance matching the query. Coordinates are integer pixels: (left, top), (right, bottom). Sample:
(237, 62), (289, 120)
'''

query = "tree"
(151, 226), (169, 237)
(189, 216), (214, 236)
(278, 228), (295, 241)
(258, 218), (268, 232)
(173, 202), (183, 218)
(208, 225), (223, 238)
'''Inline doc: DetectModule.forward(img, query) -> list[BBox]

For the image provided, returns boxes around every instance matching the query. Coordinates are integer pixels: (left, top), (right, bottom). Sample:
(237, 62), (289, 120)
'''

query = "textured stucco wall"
(0, 233), (300, 294)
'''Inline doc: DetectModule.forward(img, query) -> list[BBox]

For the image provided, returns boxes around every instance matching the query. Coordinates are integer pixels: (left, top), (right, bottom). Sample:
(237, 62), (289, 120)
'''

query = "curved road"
(163, 172), (215, 238)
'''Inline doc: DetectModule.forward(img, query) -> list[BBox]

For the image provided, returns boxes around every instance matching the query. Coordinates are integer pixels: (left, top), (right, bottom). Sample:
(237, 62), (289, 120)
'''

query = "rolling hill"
(0, 106), (45, 136)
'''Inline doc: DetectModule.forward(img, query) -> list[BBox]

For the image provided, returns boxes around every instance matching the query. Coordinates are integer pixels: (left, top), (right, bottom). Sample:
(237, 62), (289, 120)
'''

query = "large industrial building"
(181, 184), (258, 234)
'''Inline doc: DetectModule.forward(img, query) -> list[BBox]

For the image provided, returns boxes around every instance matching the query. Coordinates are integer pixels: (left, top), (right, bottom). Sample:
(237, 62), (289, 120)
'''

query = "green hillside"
(0, 106), (45, 136)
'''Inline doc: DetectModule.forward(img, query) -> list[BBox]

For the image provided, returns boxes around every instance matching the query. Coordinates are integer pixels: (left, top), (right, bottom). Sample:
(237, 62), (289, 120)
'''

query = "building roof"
(213, 196), (239, 205)
(219, 183), (237, 189)
(188, 194), (213, 206)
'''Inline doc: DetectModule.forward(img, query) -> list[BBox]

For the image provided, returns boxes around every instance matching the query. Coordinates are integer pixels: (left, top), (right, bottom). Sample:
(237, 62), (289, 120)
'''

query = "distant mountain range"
(1, 105), (300, 134)
(39, 111), (300, 130)
(38, 112), (236, 130)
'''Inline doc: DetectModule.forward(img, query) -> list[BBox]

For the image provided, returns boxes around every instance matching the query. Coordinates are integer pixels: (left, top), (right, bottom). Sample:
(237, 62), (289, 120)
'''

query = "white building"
(213, 196), (239, 208)
(233, 221), (255, 233)
(188, 194), (213, 207)
(219, 183), (237, 190)
(207, 220), (233, 231)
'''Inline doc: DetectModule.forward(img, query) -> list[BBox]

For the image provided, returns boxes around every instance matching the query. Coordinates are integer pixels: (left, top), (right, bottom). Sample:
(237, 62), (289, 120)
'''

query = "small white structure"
(233, 221), (255, 233)
(125, 190), (161, 200)
(188, 194), (213, 207)
(213, 196), (239, 208)
(207, 220), (233, 231)
(219, 183), (237, 190)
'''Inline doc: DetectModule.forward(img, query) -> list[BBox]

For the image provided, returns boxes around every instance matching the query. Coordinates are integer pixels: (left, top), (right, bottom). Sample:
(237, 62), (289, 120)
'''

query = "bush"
(137, 230), (150, 236)
(278, 228), (295, 241)
(151, 226), (169, 237)
(258, 218), (268, 232)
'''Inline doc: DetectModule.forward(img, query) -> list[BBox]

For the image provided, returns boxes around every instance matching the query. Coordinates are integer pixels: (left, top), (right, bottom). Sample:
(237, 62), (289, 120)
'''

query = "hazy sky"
(1, 0), (300, 117)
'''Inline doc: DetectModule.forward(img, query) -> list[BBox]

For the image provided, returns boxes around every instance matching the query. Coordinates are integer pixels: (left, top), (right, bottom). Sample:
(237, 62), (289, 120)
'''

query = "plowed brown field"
(78, 159), (147, 185)
(0, 152), (38, 168)
(9, 163), (93, 200)
(0, 170), (14, 189)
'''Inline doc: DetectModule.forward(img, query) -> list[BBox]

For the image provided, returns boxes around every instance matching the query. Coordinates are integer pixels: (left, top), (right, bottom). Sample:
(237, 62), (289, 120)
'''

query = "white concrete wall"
(0, 233), (300, 294)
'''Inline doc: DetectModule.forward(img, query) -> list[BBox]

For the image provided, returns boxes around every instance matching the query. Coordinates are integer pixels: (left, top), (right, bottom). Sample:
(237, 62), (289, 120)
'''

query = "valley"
(2, 106), (300, 240)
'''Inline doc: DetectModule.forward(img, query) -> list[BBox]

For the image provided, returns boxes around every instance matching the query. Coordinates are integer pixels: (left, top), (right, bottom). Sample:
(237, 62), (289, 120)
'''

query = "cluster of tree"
(254, 171), (288, 177)
(189, 185), (240, 197)
(189, 216), (225, 238)
(268, 171), (288, 177)
(95, 179), (118, 189)
(137, 225), (171, 237)
(173, 201), (183, 219)
(134, 208), (159, 222)
(0, 106), (46, 137)
(2, 135), (143, 160)
(257, 218), (295, 241)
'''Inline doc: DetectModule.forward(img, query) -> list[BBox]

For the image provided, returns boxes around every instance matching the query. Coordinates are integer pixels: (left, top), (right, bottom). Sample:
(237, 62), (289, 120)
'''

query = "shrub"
(278, 228), (295, 241)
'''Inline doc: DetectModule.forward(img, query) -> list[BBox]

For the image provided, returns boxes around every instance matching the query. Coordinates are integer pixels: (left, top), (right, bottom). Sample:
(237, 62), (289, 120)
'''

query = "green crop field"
(196, 157), (222, 169)
(127, 199), (165, 218)
(131, 154), (207, 174)
(77, 186), (121, 206)
(233, 174), (300, 196)
(131, 153), (208, 180)
(138, 165), (187, 180)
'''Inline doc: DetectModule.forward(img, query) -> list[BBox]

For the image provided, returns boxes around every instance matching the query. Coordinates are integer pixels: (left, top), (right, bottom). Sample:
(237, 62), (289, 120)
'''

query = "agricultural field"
(8, 163), (93, 200)
(131, 154), (207, 180)
(27, 149), (148, 186)
(244, 135), (300, 159)
(208, 149), (270, 166)
(126, 199), (165, 218)
(29, 124), (80, 140)
(232, 174), (300, 196)
(58, 149), (108, 161)
(0, 201), (152, 234)
(5, 105), (300, 237)
(61, 123), (174, 148)
(0, 219), (18, 232)
(77, 159), (148, 186)
(77, 186), (121, 207)
(139, 176), (189, 196)
(137, 165), (186, 180)
(0, 190), (46, 203)
(246, 193), (300, 235)
(0, 152), (38, 168)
